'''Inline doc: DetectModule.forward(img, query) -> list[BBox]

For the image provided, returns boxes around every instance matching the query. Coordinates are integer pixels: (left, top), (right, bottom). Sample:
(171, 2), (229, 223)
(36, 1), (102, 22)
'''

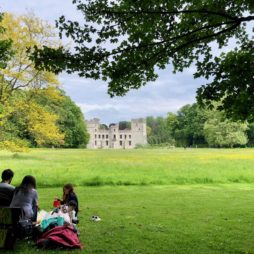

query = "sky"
(1, 0), (207, 124)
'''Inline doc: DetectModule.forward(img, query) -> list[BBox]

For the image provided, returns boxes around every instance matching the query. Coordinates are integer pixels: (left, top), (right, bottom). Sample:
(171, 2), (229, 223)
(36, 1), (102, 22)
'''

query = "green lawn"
(4, 185), (254, 254)
(1, 148), (254, 187)
(1, 148), (254, 253)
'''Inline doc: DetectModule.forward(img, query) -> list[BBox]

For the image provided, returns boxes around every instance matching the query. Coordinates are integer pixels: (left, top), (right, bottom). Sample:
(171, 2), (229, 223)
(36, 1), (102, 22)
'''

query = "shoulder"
(0, 182), (15, 190)
(32, 188), (38, 194)
(70, 192), (77, 198)
(9, 184), (15, 190)
(30, 188), (38, 197)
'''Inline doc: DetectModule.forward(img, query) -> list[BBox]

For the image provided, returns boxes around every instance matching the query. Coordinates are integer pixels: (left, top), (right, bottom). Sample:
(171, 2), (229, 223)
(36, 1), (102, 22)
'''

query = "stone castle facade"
(86, 118), (147, 149)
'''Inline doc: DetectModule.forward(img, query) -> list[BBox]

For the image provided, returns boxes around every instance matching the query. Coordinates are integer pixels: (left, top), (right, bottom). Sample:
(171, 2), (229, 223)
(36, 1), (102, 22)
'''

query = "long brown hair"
(15, 175), (36, 194)
(62, 183), (74, 202)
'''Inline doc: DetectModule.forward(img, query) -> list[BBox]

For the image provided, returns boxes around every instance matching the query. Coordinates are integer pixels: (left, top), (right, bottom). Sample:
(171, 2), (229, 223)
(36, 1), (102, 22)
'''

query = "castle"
(86, 118), (147, 149)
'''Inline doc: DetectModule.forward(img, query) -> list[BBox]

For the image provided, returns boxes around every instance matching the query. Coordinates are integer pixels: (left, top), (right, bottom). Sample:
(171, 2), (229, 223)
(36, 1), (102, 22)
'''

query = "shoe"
(91, 215), (101, 222)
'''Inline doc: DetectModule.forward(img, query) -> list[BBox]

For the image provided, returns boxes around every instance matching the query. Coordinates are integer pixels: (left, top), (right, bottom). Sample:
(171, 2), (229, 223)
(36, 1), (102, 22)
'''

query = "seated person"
(58, 184), (79, 218)
(0, 169), (15, 206)
(50, 200), (78, 225)
(10, 175), (38, 222)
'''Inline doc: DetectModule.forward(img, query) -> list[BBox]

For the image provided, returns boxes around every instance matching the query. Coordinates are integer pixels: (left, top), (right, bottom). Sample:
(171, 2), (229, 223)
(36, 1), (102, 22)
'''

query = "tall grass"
(1, 148), (254, 187)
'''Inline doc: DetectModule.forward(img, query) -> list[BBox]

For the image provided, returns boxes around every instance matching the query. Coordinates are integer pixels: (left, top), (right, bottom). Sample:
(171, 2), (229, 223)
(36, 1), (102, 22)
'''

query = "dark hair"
(63, 184), (74, 193)
(15, 175), (36, 193)
(1, 169), (14, 181)
(63, 183), (74, 203)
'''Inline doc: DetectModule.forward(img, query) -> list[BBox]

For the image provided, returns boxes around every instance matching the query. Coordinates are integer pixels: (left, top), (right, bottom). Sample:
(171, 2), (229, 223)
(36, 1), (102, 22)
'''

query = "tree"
(0, 13), (60, 103)
(146, 116), (172, 145)
(165, 104), (208, 146)
(204, 110), (248, 147)
(196, 43), (254, 121)
(246, 122), (254, 147)
(0, 13), (12, 69)
(31, 87), (89, 148)
(31, 1), (254, 119)
(119, 121), (131, 130)
(0, 89), (65, 151)
(0, 13), (89, 150)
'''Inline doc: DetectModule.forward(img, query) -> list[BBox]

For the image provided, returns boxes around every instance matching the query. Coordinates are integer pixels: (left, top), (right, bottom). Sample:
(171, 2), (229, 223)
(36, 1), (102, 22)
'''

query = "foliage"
(148, 103), (251, 148)
(247, 123), (254, 146)
(146, 116), (172, 145)
(119, 121), (131, 130)
(196, 42), (254, 121)
(168, 104), (207, 146)
(204, 110), (248, 147)
(32, 88), (89, 148)
(0, 13), (89, 150)
(0, 12), (60, 103)
(0, 13), (12, 69)
(31, 1), (254, 119)
(0, 86), (89, 150)
(0, 139), (30, 153)
(100, 124), (109, 130)
(0, 90), (65, 149)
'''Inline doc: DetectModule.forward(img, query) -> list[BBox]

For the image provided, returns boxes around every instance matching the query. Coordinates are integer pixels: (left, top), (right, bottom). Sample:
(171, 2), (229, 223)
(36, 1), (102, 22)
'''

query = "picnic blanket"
(36, 225), (83, 249)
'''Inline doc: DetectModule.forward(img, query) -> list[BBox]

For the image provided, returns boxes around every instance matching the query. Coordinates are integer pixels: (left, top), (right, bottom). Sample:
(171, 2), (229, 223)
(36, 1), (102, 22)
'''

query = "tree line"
(146, 103), (252, 148)
(0, 13), (89, 152)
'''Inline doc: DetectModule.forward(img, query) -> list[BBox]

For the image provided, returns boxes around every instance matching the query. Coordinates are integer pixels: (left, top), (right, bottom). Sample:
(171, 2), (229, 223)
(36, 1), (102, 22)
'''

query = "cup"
(53, 200), (61, 208)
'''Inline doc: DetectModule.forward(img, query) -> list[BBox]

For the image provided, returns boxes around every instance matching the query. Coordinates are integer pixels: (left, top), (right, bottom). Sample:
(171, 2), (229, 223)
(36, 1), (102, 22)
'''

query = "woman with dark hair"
(60, 184), (79, 217)
(10, 175), (38, 221)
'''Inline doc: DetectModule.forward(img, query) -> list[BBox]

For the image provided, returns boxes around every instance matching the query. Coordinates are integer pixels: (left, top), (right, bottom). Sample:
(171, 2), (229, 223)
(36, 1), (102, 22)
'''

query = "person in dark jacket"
(0, 169), (15, 206)
(60, 184), (79, 217)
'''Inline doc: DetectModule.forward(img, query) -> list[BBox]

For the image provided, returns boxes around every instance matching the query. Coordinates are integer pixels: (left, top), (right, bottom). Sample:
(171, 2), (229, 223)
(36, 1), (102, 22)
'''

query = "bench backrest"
(0, 207), (20, 249)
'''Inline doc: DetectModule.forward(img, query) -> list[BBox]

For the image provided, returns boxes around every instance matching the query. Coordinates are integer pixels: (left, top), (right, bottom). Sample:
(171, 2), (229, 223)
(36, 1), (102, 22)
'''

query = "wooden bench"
(0, 207), (20, 250)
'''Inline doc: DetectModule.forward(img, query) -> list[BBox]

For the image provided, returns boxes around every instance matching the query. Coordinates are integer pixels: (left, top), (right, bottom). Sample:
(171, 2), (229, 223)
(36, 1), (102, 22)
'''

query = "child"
(59, 184), (79, 218)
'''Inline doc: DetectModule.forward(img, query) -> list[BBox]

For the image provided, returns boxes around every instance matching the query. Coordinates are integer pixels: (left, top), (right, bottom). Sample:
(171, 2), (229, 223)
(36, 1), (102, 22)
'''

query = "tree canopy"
(204, 110), (248, 147)
(0, 13), (12, 68)
(146, 103), (251, 148)
(31, 0), (254, 119)
(0, 13), (60, 103)
(0, 13), (89, 151)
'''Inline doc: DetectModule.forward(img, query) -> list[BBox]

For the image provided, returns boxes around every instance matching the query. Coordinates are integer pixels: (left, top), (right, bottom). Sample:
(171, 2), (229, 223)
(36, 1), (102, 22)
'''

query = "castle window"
(129, 141), (131, 146)
(95, 134), (97, 139)
(129, 135), (131, 139)
(125, 135), (127, 139)
(106, 135), (108, 139)
(98, 134), (101, 139)
(113, 134), (116, 139)
(106, 141), (109, 146)
(102, 134), (105, 139)
(114, 129), (116, 132)
(95, 129), (97, 132)
(95, 141), (97, 146)
(120, 141), (123, 146)
(120, 135), (122, 139)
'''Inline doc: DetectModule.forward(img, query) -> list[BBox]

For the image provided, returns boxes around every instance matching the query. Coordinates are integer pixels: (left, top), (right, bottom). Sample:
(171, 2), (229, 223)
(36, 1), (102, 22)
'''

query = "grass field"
(1, 148), (254, 187)
(2, 148), (254, 253)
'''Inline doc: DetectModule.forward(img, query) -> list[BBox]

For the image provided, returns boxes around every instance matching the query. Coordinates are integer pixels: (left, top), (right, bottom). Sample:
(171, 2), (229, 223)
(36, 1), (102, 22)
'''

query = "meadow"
(2, 148), (254, 254)
(2, 148), (254, 187)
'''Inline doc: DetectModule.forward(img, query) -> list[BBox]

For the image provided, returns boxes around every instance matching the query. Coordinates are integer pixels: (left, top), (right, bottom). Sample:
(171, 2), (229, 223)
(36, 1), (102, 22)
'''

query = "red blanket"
(37, 225), (83, 249)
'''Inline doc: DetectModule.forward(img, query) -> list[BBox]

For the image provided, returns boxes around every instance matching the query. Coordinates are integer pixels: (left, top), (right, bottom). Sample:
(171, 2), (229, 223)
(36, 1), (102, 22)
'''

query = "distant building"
(86, 118), (147, 149)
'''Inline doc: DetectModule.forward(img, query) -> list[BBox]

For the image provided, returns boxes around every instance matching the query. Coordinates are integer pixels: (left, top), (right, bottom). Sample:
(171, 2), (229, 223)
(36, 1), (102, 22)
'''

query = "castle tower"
(131, 118), (147, 147)
(86, 118), (100, 148)
(109, 123), (119, 148)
